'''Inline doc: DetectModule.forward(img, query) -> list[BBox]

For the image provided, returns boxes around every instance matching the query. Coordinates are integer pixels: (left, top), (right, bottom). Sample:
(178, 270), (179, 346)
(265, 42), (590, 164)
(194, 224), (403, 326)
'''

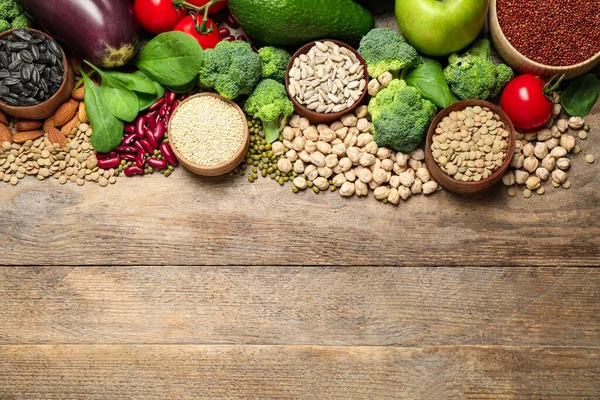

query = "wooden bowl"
(425, 100), (516, 195)
(167, 93), (249, 177)
(0, 28), (74, 120)
(285, 39), (369, 124)
(490, 0), (600, 79)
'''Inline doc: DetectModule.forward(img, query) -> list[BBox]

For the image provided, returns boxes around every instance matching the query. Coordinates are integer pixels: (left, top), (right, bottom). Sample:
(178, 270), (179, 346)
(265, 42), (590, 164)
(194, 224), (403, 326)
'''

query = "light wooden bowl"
(285, 39), (369, 124)
(0, 28), (74, 120)
(425, 100), (516, 195)
(167, 93), (249, 177)
(490, 0), (600, 80)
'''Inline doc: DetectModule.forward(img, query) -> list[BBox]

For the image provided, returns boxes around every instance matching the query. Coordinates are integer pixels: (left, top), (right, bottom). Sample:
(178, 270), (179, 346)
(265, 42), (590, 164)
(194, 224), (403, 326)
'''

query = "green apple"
(395, 0), (490, 56)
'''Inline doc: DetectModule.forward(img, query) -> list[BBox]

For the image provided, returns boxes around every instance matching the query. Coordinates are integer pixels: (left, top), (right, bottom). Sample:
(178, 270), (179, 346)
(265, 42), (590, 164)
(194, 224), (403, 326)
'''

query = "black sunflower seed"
(20, 97), (38, 106)
(1, 96), (18, 105)
(30, 45), (39, 60)
(2, 77), (20, 86)
(20, 50), (33, 64)
(20, 63), (30, 82)
(48, 40), (62, 57)
(13, 30), (33, 42)
(8, 42), (28, 51)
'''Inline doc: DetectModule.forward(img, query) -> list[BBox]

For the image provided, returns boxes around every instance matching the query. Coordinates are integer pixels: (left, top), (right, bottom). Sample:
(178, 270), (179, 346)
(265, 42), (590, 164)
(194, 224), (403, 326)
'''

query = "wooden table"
(1, 16), (600, 399)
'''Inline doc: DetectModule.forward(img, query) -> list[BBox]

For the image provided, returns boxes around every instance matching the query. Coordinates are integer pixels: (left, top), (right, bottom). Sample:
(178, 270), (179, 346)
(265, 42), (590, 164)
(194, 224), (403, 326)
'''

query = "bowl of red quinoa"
(490, 0), (600, 79)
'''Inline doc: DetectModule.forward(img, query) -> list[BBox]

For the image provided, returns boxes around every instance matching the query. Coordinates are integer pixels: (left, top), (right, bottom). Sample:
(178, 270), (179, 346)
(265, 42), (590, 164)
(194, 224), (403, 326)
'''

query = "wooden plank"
(0, 344), (598, 399)
(0, 81), (598, 269)
(1, 266), (598, 346)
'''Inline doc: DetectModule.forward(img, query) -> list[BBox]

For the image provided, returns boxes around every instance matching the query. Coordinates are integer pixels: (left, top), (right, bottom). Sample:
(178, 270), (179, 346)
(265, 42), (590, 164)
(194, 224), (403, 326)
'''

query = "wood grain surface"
(1, 344), (599, 399)
(1, 266), (599, 347)
(0, 15), (598, 400)
(0, 95), (598, 267)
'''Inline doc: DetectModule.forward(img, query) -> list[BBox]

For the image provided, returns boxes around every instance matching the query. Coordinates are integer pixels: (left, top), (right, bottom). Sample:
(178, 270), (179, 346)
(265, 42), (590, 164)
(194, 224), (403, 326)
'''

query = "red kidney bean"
(159, 103), (168, 117)
(160, 142), (178, 165)
(96, 151), (117, 160)
(147, 158), (168, 169)
(225, 12), (239, 29)
(136, 150), (146, 168)
(179, 94), (188, 101)
(219, 27), (230, 37)
(123, 133), (137, 146)
(120, 153), (137, 161)
(237, 35), (247, 42)
(166, 91), (176, 105)
(153, 124), (165, 141)
(146, 129), (159, 149)
(133, 140), (145, 153)
(117, 146), (138, 154)
(124, 166), (145, 177)
(222, 35), (235, 42)
(139, 139), (154, 154)
(97, 157), (120, 169)
(170, 100), (178, 113)
(145, 115), (156, 131)
(135, 117), (146, 139)
(148, 97), (164, 111)
(164, 114), (171, 125)
(124, 124), (135, 134)
(145, 110), (159, 119)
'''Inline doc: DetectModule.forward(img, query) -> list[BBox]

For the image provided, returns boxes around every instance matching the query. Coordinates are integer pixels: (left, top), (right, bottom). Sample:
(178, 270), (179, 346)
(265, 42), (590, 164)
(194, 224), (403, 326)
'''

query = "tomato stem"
(544, 74), (565, 95)
(172, 0), (223, 14)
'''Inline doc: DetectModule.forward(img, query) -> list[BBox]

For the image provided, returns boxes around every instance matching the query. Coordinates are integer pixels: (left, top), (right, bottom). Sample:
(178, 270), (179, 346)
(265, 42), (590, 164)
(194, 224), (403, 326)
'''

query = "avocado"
(228, 0), (374, 47)
(354, 0), (395, 14)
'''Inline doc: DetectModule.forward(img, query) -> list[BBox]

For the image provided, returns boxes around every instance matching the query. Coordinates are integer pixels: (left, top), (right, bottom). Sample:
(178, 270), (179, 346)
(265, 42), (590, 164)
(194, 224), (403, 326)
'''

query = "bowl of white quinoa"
(168, 93), (249, 176)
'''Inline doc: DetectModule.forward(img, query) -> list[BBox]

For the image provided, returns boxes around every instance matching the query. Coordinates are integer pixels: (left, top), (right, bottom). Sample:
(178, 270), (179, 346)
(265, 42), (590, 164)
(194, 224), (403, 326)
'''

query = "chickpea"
(332, 143), (347, 157)
(341, 114), (358, 127)
(355, 105), (368, 119)
(346, 147), (361, 164)
(288, 114), (301, 128)
(334, 127), (349, 140)
(389, 175), (401, 189)
(272, 141), (285, 156)
(338, 157), (352, 172)
(356, 133), (372, 148)
(381, 159), (394, 171)
(359, 152), (376, 167)
(364, 141), (378, 155)
(325, 154), (339, 169)
(292, 136), (306, 152)
(415, 168), (431, 183)
(502, 170), (515, 186)
(293, 176), (307, 189)
(305, 164), (318, 181)
(396, 152), (409, 166)
(339, 181), (356, 197)
(344, 168), (356, 182)
(330, 121), (344, 131)
(310, 151), (326, 167)
(320, 128), (336, 143)
(298, 150), (312, 163)
(343, 132), (357, 148)
(398, 186), (412, 200)
(282, 126), (295, 141)
(355, 180), (368, 197)
(356, 118), (371, 133)
(387, 188), (400, 205)
(318, 166), (333, 178)
(399, 171), (414, 187)
(313, 177), (329, 190)
(332, 173), (347, 187)
(410, 148), (425, 161)
(316, 141), (331, 155)
(277, 158), (293, 174)
(536, 167), (550, 181)
(286, 149), (298, 162)
(374, 186), (390, 200)
(303, 126), (319, 141)
(411, 178), (423, 194)
(358, 168), (373, 183)
(422, 181), (438, 195)
(293, 159), (305, 174)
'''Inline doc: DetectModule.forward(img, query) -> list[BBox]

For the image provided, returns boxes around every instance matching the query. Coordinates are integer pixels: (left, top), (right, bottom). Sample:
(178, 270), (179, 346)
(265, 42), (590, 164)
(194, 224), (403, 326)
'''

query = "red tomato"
(174, 14), (221, 49)
(500, 74), (553, 131)
(186, 0), (228, 15)
(134, 0), (188, 34)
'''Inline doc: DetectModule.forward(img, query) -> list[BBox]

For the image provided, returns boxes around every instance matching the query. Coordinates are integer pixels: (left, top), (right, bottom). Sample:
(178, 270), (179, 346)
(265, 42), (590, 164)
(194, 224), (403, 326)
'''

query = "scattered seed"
(507, 187), (516, 197)
(585, 154), (595, 164)
(523, 189), (532, 198)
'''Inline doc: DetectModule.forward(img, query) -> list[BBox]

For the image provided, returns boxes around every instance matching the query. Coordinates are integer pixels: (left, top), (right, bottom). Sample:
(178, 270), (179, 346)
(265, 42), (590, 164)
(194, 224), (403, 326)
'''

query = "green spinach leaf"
(167, 75), (198, 93)
(134, 71), (166, 111)
(405, 59), (458, 108)
(85, 61), (139, 122)
(561, 73), (600, 117)
(136, 31), (204, 87)
(79, 67), (124, 153)
(103, 71), (157, 95)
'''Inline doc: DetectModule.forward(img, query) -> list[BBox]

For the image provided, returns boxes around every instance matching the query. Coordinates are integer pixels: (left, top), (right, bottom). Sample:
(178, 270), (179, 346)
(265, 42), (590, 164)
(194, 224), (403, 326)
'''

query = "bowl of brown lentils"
(490, 0), (600, 79)
(425, 100), (516, 194)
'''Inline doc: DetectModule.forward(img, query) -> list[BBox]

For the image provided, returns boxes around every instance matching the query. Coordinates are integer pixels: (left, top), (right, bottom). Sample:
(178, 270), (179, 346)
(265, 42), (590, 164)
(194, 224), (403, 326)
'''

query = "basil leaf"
(136, 31), (204, 87)
(85, 61), (139, 122)
(405, 59), (458, 108)
(167, 75), (198, 93)
(79, 67), (124, 153)
(134, 71), (165, 111)
(561, 73), (600, 117)
(103, 71), (157, 95)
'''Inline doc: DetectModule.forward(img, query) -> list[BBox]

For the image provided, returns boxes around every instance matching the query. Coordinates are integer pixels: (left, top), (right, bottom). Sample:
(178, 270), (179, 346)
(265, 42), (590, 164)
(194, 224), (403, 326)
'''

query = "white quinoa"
(169, 96), (245, 167)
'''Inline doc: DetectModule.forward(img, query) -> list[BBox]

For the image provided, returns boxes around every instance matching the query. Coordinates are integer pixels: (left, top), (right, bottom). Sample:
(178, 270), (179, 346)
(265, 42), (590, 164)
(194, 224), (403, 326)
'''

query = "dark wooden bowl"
(0, 28), (74, 120)
(425, 100), (516, 195)
(167, 93), (249, 177)
(285, 39), (369, 124)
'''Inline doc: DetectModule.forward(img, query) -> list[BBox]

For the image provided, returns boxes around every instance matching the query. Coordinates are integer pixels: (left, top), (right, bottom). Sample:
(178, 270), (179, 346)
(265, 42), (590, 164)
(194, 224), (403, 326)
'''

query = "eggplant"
(17, 0), (139, 68)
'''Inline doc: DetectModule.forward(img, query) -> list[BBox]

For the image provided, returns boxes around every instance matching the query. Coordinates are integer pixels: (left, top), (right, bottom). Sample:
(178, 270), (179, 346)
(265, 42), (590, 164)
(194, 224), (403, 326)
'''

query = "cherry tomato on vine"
(500, 74), (562, 131)
(174, 14), (221, 49)
(134, 0), (188, 34)
(186, 0), (228, 15)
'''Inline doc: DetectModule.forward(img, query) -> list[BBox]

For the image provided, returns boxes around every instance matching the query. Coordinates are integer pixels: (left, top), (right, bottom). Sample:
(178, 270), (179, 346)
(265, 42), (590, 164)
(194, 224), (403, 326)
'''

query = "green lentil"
(313, 187), (320, 194)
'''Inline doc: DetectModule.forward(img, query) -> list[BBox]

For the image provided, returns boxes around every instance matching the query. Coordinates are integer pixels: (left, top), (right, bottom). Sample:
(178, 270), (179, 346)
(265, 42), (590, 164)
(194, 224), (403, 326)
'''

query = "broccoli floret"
(199, 40), (262, 99)
(7, 2), (22, 19)
(10, 14), (30, 29)
(0, 1), (14, 20)
(0, 19), (10, 31)
(358, 28), (418, 79)
(258, 46), (290, 83)
(244, 79), (294, 144)
(368, 79), (436, 153)
(443, 39), (514, 101)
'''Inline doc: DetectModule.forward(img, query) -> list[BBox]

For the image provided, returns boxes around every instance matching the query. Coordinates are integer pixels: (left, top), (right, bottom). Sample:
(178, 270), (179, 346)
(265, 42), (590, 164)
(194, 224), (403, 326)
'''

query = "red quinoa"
(497, 0), (600, 67)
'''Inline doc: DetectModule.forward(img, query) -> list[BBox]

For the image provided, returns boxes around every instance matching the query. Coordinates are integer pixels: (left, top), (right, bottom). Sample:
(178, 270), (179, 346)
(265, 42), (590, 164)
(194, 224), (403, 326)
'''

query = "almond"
(0, 110), (8, 125)
(13, 130), (43, 144)
(43, 116), (55, 133)
(61, 114), (81, 138)
(78, 101), (88, 123)
(48, 127), (69, 149)
(53, 99), (79, 127)
(72, 86), (85, 101)
(15, 120), (43, 132)
(0, 123), (12, 144)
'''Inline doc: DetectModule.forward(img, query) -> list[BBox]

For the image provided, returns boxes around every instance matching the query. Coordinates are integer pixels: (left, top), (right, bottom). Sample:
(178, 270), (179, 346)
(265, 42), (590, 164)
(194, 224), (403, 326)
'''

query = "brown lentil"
(497, 0), (600, 66)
